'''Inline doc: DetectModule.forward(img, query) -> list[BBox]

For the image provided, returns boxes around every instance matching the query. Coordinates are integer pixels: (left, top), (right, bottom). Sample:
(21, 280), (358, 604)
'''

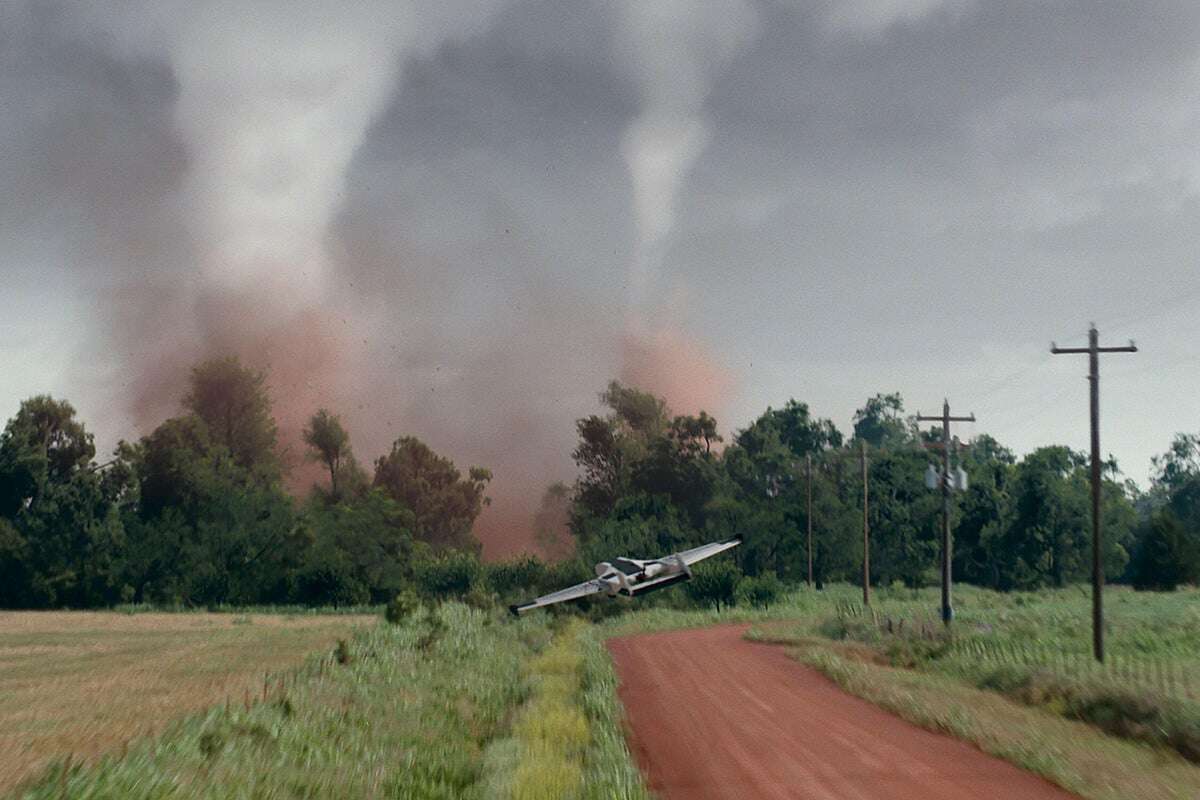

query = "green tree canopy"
(302, 409), (365, 503)
(184, 356), (279, 479)
(373, 436), (490, 554)
(852, 392), (910, 448)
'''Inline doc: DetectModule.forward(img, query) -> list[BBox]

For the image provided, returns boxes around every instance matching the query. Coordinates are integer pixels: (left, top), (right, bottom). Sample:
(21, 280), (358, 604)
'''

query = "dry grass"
(0, 610), (374, 794)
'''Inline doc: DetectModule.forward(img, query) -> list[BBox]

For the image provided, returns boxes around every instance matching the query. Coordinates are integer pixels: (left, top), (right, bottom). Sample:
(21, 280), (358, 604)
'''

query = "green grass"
(9, 605), (541, 799)
(6, 603), (653, 800)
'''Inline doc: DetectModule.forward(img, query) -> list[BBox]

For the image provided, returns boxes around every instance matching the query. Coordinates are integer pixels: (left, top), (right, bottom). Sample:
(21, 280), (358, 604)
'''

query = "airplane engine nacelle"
(595, 561), (613, 577)
(643, 563), (665, 579)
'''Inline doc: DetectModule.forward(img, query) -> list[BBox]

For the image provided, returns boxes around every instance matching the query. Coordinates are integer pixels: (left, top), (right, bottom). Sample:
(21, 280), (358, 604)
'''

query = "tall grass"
(10, 604), (542, 799)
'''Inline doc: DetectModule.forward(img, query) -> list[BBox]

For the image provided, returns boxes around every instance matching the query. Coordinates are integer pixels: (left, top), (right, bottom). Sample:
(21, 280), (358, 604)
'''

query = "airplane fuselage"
(593, 556), (687, 596)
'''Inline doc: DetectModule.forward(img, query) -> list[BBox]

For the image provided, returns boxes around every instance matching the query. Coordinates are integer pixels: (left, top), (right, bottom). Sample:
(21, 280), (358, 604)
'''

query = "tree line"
(0, 357), (491, 608)
(568, 383), (1200, 595)
(0, 364), (1197, 610)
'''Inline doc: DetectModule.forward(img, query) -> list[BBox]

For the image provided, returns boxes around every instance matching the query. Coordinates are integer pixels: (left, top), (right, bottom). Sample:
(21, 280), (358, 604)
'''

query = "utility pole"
(861, 440), (870, 607)
(917, 400), (975, 626)
(805, 453), (814, 589)
(1051, 325), (1137, 663)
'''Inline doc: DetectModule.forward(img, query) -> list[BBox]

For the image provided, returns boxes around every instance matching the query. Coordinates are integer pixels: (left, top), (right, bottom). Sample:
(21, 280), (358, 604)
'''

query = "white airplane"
(509, 534), (743, 614)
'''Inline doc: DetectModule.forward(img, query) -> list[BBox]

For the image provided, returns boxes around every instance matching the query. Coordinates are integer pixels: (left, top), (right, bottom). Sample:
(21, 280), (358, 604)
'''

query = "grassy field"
(6, 585), (1200, 799)
(0, 610), (374, 795)
(4, 604), (651, 800)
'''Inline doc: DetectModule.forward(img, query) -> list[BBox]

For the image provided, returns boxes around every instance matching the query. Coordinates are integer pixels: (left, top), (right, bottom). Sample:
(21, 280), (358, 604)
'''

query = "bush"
(414, 551), (481, 601)
(486, 555), (548, 598)
(1130, 511), (1200, 590)
(385, 590), (421, 624)
(736, 571), (784, 608)
(684, 560), (741, 610)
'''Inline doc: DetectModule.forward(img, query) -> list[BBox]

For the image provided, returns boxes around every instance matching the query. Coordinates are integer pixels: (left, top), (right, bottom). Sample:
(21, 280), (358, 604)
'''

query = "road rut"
(607, 624), (1077, 800)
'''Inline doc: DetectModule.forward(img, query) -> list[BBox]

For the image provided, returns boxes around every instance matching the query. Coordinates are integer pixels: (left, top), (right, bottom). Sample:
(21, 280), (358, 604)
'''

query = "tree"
(297, 489), (416, 604)
(864, 447), (940, 588)
(303, 409), (364, 503)
(373, 437), (490, 554)
(0, 396), (126, 607)
(601, 380), (667, 439)
(852, 392), (910, 448)
(0, 395), (94, 516)
(736, 400), (842, 459)
(1129, 510), (1200, 590)
(986, 446), (1134, 590)
(631, 414), (723, 529)
(572, 415), (625, 521)
(124, 414), (302, 605)
(1150, 433), (1200, 498)
(718, 401), (847, 581)
(184, 356), (279, 479)
(570, 381), (680, 526)
(953, 435), (1016, 588)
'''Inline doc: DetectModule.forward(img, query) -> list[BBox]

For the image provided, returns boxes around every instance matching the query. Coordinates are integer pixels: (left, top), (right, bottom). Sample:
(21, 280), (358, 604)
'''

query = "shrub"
(736, 571), (784, 608)
(385, 590), (421, 624)
(684, 560), (741, 610)
(414, 551), (481, 601)
(487, 556), (548, 598)
(1130, 511), (1200, 590)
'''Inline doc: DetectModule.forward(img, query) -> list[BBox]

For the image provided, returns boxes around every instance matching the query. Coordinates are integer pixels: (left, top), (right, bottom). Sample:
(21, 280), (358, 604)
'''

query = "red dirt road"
(608, 625), (1077, 800)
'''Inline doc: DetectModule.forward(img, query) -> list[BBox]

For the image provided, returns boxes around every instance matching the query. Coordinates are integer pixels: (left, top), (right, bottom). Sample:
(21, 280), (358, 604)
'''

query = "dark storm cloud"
(0, 3), (190, 281)
(2, 0), (1199, 555)
(669, 0), (1200, 360)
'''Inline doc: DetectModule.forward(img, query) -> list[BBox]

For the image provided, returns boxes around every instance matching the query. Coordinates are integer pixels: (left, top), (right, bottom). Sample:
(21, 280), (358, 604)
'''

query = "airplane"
(509, 534), (743, 615)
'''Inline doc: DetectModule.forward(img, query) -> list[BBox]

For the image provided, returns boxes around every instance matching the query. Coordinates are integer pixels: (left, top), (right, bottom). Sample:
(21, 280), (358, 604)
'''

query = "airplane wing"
(509, 578), (608, 615)
(676, 534), (743, 566)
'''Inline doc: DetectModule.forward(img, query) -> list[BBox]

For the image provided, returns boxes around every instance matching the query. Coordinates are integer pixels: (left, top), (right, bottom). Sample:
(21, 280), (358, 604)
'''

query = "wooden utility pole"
(1051, 325), (1137, 663)
(861, 440), (870, 606)
(805, 453), (814, 588)
(917, 401), (975, 626)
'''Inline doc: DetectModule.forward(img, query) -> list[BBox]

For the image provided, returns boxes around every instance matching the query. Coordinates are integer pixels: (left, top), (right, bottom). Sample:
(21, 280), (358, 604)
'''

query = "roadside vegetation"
(5, 603), (654, 800)
(744, 583), (1200, 798)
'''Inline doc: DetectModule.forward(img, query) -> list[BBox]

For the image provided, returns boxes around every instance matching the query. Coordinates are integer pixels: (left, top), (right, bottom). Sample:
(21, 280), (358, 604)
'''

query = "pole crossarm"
(1050, 325), (1137, 664)
(1051, 343), (1137, 355)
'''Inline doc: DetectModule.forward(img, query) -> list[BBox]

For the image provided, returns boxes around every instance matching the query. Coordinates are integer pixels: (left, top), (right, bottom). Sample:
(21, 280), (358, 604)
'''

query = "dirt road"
(607, 625), (1077, 800)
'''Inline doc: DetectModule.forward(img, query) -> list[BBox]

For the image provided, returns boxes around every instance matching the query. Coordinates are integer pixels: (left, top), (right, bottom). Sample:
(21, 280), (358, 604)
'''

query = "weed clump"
(385, 590), (421, 624)
(198, 729), (224, 761)
(736, 571), (784, 609)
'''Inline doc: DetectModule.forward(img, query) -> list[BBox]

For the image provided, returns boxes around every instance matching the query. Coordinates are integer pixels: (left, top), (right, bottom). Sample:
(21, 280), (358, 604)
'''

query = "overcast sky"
(2, 1), (1198, 554)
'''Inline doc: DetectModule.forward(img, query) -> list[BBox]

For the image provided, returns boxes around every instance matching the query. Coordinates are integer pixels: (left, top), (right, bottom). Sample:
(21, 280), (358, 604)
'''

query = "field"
(0, 610), (374, 795)
(3, 604), (648, 800)
(4, 587), (1200, 799)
